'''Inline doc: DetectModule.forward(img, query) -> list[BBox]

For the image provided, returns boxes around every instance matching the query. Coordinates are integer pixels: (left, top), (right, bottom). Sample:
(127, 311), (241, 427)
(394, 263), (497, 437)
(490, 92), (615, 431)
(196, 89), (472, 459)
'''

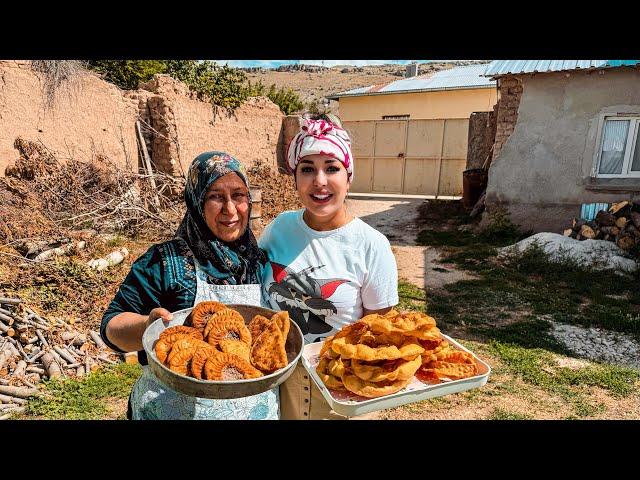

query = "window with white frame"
(595, 117), (640, 178)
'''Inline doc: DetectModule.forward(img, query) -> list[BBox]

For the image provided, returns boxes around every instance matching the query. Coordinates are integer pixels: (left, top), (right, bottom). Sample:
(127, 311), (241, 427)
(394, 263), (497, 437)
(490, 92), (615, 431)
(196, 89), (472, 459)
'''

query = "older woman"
(259, 114), (399, 419)
(100, 151), (278, 420)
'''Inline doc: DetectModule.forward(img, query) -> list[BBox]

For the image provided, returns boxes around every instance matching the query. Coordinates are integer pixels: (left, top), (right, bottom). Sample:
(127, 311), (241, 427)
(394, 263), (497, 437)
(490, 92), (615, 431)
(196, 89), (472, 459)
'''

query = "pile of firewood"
(563, 201), (640, 252)
(0, 295), (119, 419)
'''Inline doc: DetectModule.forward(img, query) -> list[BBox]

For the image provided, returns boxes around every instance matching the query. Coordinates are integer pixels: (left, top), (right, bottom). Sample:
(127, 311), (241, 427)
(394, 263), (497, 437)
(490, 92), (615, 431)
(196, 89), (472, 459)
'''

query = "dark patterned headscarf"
(176, 151), (267, 285)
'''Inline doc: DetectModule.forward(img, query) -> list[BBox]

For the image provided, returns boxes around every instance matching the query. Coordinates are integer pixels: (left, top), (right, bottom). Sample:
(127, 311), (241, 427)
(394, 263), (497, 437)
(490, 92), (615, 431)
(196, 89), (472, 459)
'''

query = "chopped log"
(85, 356), (92, 375)
(97, 355), (117, 365)
(64, 362), (82, 369)
(53, 346), (76, 365)
(88, 331), (106, 349)
(28, 350), (46, 364)
(631, 211), (640, 229)
(13, 360), (27, 377)
(616, 233), (636, 251)
(0, 393), (28, 405)
(25, 366), (45, 375)
(595, 210), (616, 227)
(0, 386), (39, 398)
(0, 322), (15, 338)
(0, 312), (15, 325)
(563, 228), (574, 237)
(41, 353), (62, 379)
(572, 219), (586, 230)
(33, 241), (86, 263)
(0, 298), (21, 306)
(610, 201), (630, 215)
(35, 330), (48, 347)
(0, 308), (15, 320)
(615, 217), (628, 228)
(76, 366), (85, 377)
(19, 377), (37, 389)
(577, 223), (594, 238)
(0, 406), (26, 418)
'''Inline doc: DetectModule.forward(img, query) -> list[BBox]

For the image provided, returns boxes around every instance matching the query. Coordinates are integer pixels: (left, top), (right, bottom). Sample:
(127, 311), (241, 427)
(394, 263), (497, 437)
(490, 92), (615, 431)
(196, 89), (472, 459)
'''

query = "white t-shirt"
(258, 209), (399, 343)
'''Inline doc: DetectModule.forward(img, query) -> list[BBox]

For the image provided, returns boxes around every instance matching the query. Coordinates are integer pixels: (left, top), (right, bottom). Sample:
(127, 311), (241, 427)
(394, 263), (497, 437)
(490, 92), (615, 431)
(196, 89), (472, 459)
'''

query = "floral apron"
(130, 262), (279, 420)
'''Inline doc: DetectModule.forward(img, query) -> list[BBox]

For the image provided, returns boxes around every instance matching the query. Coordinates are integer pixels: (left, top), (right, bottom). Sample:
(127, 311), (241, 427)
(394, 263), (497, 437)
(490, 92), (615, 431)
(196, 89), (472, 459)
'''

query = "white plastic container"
(301, 334), (491, 417)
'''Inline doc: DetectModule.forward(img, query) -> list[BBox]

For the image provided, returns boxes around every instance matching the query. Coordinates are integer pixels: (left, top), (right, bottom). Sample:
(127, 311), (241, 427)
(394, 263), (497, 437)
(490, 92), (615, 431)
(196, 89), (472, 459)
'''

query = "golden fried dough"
(167, 346), (198, 376)
(342, 373), (412, 398)
(421, 361), (478, 380)
(331, 336), (424, 361)
(190, 344), (219, 379)
(204, 353), (263, 380)
(189, 301), (227, 330)
(250, 321), (288, 373)
(206, 316), (252, 348)
(271, 311), (290, 340)
(203, 308), (246, 340)
(248, 315), (271, 345)
(159, 326), (203, 342)
(217, 339), (251, 362)
(351, 355), (421, 383)
(315, 357), (346, 390)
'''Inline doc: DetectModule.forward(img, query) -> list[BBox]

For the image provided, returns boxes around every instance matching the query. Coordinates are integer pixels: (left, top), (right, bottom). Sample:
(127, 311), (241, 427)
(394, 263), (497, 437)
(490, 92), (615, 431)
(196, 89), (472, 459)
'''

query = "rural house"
(482, 60), (640, 233)
(327, 64), (497, 196)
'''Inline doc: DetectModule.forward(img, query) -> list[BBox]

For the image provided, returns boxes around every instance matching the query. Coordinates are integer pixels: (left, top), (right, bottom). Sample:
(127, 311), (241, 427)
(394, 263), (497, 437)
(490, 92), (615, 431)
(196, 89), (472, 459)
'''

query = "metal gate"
(344, 119), (468, 196)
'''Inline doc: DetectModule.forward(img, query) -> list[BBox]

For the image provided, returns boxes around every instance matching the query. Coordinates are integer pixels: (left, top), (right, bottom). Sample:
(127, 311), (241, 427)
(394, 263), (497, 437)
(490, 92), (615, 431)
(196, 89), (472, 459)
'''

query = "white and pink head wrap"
(286, 117), (354, 183)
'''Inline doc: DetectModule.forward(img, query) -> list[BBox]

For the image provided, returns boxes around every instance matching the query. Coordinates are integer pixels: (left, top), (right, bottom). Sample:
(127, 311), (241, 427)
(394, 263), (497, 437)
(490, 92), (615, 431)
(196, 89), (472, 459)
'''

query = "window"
(382, 114), (409, 120)
(595, 117), (640, 178)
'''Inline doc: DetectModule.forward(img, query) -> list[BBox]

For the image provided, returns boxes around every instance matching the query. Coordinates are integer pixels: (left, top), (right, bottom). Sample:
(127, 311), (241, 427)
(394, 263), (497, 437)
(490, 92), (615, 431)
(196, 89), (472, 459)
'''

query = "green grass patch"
(488, 408), (532, 420)
(25, 363), (142, 420)
(488, 341), (640, 400)
(397, 280), (427, 312)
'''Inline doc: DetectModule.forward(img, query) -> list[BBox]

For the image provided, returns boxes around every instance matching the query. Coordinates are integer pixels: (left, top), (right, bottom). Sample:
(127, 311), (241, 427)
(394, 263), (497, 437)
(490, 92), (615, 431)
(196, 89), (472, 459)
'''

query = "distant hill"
(242, 61), (491, 115)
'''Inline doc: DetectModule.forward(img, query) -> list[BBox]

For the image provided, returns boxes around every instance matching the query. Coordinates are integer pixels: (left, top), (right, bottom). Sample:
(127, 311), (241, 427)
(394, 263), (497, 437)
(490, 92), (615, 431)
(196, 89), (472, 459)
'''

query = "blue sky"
(215, 60), (435, 68)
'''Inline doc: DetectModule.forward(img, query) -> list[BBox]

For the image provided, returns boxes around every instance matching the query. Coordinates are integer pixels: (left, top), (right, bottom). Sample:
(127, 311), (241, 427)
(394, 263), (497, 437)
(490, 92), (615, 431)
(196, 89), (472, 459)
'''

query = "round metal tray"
(142, 304), (303, 399)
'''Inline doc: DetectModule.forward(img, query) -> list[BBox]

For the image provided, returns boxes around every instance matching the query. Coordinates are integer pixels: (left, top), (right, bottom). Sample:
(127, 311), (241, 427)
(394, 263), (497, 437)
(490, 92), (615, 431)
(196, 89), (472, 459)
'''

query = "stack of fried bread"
(316, 310), (478, 398)
(153, 302), (291, 381)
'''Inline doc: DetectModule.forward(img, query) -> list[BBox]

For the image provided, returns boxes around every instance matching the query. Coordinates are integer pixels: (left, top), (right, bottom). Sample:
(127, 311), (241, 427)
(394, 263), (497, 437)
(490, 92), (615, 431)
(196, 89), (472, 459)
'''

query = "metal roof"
(328, 63), (495, 99)
(484, 60), (640, 77)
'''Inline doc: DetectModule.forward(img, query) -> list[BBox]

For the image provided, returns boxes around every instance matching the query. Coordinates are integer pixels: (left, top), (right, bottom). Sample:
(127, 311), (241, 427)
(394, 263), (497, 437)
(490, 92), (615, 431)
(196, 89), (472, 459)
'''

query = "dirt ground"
(346, 197), (471, 290)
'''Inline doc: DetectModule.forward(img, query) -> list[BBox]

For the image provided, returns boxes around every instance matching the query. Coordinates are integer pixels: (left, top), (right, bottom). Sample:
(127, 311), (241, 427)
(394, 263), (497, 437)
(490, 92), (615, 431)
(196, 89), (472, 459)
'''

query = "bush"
(88, 60), (251, 111)
(247, 80), (304, 115)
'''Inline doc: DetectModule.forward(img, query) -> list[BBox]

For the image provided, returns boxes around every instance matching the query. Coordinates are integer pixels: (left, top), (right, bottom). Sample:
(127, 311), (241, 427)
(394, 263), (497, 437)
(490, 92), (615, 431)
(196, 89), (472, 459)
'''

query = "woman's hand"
(146, 308), (174, 328)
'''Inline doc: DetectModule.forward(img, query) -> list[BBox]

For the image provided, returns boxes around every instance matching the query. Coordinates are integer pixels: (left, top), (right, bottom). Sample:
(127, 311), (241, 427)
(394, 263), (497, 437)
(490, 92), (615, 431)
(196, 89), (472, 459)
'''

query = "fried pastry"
(421, 360), (478, 380)
(189, 301), (227, 330)
(190, 344), (219, 379)
(250, 321), (288, 373)
(342, 373), (412, 398)
(204, 353), (263, 380)
(167, 346), (198, 376)
(217, 339), (251, 362)
(206, 316), (252, 348)
(166, 337), (205, 364)
(316, 357), (346, 390)
(203, 308), (247, 340)
(331, 336), (424, 361)
(271, 311), (290, 340)
(158, 326), (203, 342)
(351, 355), (421, 383)
(248, 315), (271, 344)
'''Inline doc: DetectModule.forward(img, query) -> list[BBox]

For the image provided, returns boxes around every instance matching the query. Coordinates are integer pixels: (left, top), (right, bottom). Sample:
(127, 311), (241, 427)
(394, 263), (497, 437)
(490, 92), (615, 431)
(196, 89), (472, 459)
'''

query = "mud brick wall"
(492, 76), (522, 162)
(466, 109), (497, 170)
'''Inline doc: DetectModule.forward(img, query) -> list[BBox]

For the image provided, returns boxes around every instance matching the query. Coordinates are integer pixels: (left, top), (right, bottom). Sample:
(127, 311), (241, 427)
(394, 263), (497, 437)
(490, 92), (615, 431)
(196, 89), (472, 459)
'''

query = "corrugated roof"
(328, 63), (495, 99)
(484, 60), (640, 77)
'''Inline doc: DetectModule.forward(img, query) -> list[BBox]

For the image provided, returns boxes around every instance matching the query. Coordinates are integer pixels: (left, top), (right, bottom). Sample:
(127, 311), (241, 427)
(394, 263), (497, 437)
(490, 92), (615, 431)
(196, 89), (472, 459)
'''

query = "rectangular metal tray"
(301, 334), (491, 417)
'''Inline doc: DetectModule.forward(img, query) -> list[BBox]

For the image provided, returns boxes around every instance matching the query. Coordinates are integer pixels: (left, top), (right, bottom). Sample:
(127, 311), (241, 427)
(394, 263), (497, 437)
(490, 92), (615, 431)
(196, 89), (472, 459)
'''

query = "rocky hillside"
(243, 61), (491, 114)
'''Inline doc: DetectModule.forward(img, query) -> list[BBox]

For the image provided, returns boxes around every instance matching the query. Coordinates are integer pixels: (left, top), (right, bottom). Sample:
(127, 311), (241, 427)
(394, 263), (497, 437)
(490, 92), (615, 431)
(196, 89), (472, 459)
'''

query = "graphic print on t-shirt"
(267, 261), (349, 336)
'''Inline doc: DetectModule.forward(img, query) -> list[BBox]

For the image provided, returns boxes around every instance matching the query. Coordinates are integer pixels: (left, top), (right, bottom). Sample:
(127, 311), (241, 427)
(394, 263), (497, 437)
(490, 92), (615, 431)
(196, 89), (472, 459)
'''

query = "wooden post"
(136, 120), (161, 210)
